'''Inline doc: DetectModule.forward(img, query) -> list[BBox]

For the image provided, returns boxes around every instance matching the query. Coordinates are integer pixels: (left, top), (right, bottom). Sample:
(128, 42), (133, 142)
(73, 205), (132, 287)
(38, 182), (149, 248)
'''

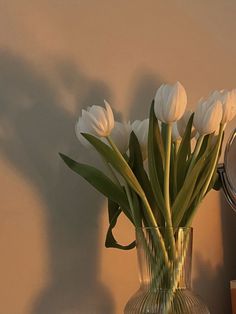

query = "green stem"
(164, 124), (176, 259)
(164, 124), (172, 216)
(187, 135), (204, 175)
(173, 140), (180, 197)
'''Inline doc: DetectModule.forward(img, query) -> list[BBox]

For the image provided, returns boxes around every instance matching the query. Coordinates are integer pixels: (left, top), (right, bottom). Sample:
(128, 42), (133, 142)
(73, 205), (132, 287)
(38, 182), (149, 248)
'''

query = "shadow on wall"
(128, 68), (164, 121)
(0, 49), (114, 314)
(193, 192), (236, 314)
(1, 49), (235, 314)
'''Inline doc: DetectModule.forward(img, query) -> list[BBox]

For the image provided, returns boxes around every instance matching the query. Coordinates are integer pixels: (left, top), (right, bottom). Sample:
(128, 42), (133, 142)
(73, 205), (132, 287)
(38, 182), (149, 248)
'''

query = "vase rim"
(135, 226), (193, 231)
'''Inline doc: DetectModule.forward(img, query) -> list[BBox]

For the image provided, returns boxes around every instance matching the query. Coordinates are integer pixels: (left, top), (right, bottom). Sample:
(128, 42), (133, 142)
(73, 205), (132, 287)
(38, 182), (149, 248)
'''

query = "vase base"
(124, 288), (210, 314)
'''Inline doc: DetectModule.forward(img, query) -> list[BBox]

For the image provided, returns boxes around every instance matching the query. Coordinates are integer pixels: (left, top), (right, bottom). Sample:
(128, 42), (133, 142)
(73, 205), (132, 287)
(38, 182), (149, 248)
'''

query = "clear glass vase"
(124, 227), (210, 314)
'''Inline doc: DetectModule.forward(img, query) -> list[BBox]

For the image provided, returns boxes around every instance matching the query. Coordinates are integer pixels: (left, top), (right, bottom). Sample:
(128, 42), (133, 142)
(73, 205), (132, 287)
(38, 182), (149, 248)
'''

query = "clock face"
(225, 129), (236, 198)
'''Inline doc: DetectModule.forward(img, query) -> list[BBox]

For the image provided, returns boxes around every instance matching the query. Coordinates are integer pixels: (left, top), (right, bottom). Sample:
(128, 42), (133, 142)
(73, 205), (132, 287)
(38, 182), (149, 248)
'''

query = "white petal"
(221, 89), (236, 124)
(194, 98), (222, 135)
(85, 110), (106, 136)
(89, 105), (108, 132)
(75, 118), (92, 147)
(104, 100), (115, 133)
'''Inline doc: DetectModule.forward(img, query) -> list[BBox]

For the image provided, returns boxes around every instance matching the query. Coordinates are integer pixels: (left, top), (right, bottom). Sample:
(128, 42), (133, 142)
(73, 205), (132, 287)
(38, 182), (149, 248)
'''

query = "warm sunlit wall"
(0, 1), (236, 313)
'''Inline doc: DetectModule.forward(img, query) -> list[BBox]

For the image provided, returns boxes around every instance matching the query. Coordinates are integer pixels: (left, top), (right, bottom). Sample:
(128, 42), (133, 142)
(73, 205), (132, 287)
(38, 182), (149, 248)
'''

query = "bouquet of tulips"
(60, 82), (236, 311)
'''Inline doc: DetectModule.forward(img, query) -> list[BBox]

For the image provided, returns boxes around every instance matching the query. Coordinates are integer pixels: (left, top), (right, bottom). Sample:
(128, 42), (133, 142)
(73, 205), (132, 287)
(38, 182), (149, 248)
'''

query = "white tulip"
(172, 123), (181, 141)
(221, 89), (236, 124)
(177, 110), (196, 138)
(209, 89), (236, 125)
(131, 119), (149, 159)
(75, 100), (114, 147)
(109, 121), (131, 154)
(193, 97), (223, 135)
(154, 81), (187, 123)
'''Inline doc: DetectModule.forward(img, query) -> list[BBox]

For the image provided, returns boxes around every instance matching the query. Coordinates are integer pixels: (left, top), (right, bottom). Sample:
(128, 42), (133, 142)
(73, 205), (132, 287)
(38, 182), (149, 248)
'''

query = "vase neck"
(136, 228), (193, 291)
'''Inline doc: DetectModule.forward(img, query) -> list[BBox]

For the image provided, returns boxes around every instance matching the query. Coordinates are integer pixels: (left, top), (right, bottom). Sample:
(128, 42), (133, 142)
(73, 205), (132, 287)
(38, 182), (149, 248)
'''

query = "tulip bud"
(109, 121), (131, 154)
(212, 90), (236, 125)
(177, 110), (196, 138)
(220, 90), (236, 124)
(193, 98), (223, 135)
(154, 81), (187, 123)
(131, 119), (149, 159)
(208, 89), (236, 125)
(75, 100), (114, 147)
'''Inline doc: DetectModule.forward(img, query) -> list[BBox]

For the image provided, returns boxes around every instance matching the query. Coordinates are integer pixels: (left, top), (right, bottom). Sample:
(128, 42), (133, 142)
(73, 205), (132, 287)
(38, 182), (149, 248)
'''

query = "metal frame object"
(218, 129), (236, 212)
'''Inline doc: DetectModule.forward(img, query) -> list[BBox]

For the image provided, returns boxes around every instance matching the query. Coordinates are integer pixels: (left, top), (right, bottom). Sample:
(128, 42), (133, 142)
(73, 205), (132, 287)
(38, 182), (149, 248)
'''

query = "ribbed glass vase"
(124, 227), (210, 314)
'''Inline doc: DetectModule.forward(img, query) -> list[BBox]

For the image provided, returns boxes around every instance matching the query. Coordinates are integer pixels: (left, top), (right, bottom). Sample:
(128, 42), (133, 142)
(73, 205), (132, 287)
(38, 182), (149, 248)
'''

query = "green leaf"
(212, 172), (222, 191)
(173, 148), (209, 228)
(148, 101), (165, 218)
(59, 153), (133, 222)
(174, 135), (221, 227)
(129, 131), (164, 226)
(176, 114), (194, 191)
(206, 132), (224, 193)
(81, 133), (144, 198)
(82, 133), (162, 232)
(197, 134), (211, 161)
(130, 189), (143, 227)
(105, 199), (136, 250)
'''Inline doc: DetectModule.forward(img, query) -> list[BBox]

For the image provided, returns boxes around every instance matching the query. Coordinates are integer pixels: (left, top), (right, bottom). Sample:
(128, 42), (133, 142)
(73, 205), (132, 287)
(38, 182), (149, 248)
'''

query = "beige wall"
(0, 1), (236, 313)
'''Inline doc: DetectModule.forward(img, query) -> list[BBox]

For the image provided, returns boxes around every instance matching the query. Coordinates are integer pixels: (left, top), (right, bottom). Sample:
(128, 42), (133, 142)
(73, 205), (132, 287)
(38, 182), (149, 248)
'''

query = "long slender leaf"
(129, 131), (164, 226)
(173, 149), (209, 228)
(105, 200), (136, 250)
(187, 140), (217, 204)
(81, 133), (145, 198)
(173, 133), (222, 227)
(59, 153), (132, 221)
(148, 101), (165, 218)
(176, 114), (194, 191)
(206, 132), (225, 193)
(82, 133), (166, 238)
(196, 134), (211, 161)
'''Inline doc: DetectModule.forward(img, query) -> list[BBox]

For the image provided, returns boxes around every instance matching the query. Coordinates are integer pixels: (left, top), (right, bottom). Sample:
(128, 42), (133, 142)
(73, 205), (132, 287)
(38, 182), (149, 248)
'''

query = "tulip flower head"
(154, 81), (187, 123)
(209, 89), (236, 126)
(75, 100), (114, 147)
(220, 89), (236, 124)
(193, 97), (223, 135)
